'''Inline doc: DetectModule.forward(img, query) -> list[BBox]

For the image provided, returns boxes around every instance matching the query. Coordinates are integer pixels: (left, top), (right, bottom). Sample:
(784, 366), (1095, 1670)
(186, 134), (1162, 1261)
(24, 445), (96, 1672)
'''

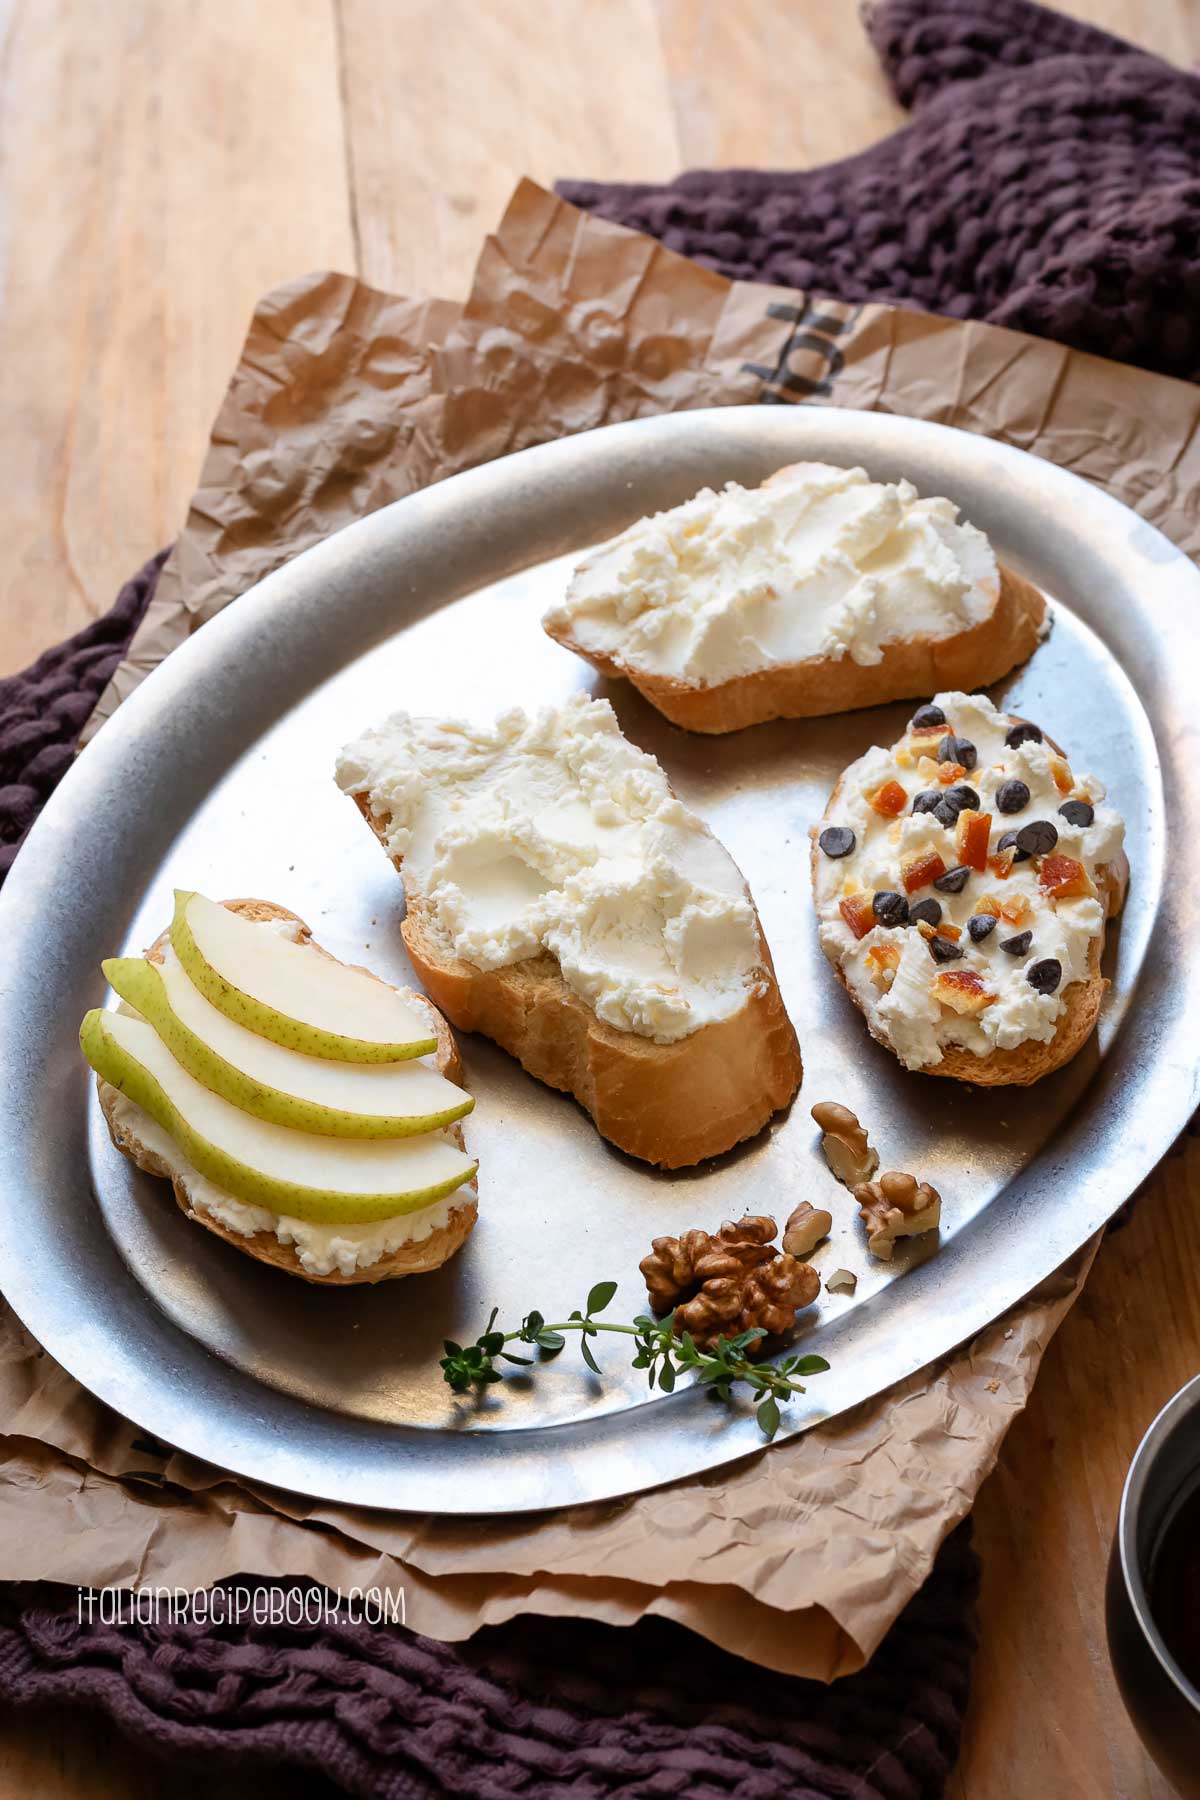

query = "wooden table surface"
(3, 2), (1198, 1794)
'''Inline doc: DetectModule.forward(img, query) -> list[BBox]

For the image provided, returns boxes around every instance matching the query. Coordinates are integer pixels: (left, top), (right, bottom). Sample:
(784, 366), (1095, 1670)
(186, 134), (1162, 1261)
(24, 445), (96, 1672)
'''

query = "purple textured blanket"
(1, 1), (1191, 1793)
(560, 0), (1200, 382)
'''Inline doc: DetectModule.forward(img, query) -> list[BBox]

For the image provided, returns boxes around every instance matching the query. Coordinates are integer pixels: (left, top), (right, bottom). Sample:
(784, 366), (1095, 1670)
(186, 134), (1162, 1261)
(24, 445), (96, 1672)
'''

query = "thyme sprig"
(440, 1281), (829, 1440)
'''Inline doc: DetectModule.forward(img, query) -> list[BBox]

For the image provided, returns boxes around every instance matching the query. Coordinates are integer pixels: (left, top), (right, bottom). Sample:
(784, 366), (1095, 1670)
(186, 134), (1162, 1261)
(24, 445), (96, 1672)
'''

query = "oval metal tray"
(1, 407), (1198, 1514)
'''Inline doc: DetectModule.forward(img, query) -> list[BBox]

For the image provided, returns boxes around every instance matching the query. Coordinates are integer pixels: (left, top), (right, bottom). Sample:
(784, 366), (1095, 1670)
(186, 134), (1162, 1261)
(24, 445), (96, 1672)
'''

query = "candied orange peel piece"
(931, 968), (995, 1014)
(1050, 756), (1074, 795)
(956, 808), (992, 873)
(865, 942), (900, 987)
(840, 893), (875, 940)
(1039, 853), (1095, 901)
(868, 779), (908, 818)
(901, 848), (947, 894)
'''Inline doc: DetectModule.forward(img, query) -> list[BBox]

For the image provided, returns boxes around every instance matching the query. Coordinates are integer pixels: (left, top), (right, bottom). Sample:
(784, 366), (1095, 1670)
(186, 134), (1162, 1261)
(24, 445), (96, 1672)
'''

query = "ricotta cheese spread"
(812, 692), (1125, 1070)
(336, 694), (766, 1044)
(543, 463), (999, 685)
(106, 1089), (469, 1277)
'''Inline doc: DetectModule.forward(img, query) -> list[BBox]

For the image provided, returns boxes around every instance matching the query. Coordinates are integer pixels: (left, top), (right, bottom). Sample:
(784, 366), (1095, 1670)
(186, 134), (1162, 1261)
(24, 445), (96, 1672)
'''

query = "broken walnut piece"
(854, 1171), (942, 1262)
(639, 1216), (819, 1353)
(782, 1201), (832, 1258)
(811, 1100), (880, 1190)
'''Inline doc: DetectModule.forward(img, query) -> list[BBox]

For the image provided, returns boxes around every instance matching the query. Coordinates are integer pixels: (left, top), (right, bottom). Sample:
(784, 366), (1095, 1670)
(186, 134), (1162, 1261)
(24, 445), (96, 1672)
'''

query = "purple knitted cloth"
(560, 0), (1200, 382)
(1, 1), (1193, 1792)
(0, 1534), (977, 1798)
(0, 550), (166, 880)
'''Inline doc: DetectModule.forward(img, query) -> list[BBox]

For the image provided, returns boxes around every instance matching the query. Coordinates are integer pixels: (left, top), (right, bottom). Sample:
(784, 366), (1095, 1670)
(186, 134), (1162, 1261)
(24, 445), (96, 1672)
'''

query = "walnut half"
(639, 1215), (819, 1352)
(811, 1101), (879, 1189)
(782, 1201), (832, 1258)
(854, 1171), (942, 1262)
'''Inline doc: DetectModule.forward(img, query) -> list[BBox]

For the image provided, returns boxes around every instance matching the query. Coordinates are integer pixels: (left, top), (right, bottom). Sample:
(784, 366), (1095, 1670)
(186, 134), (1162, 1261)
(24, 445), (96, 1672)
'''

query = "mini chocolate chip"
(933, 864), (972, 894)
(937, 734), (977, 770)
(929, 934), (964, 963)
(911, 703), (946, 729)
(1005, 720), (1043, 748)
(996, 829), (1032, 864)
(872, 889), (910, 928)
(995, 779), (1030, 815)
(933, 800), (959, 828)
(1028, 957), (1062, 994)
(819, 826), (855, 858)
(967, 913), (997, 942)
(1000, 930), (1033, 956)
(911, 789), (942, 815)
(1059, 799), (1095, 828)
(1015, 819), (1058, 858)
(942, 783), (980, 813)
(909, 898), (942, 928)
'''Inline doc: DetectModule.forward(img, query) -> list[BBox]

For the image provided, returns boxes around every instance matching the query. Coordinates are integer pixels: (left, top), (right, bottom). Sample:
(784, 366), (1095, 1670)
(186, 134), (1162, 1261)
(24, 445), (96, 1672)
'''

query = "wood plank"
(336, 0), (682, 298)
(959, 1145), (1200, 1798)
(0, 0), (355, 676)
(653, 0), (906, 168)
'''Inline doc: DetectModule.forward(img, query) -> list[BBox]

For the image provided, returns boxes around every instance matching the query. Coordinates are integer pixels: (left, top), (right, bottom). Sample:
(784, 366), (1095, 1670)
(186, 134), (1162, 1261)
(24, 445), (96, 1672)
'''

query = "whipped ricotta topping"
(812, 692), (1125, 1070)
(543, 463), (999, 685)
(335, 695), (766, 1044)
(106, 1089), (470, 1278)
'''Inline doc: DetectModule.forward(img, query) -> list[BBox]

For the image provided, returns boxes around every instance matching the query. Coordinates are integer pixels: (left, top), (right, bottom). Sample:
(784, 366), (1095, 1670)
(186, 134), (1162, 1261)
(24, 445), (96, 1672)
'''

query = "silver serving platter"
(1, 408), (1198, 1516)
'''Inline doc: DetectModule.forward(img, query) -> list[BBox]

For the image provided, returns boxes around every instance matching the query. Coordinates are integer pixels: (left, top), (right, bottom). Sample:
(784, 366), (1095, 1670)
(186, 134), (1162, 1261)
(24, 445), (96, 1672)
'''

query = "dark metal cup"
(1107, 1373), (1200, 1796)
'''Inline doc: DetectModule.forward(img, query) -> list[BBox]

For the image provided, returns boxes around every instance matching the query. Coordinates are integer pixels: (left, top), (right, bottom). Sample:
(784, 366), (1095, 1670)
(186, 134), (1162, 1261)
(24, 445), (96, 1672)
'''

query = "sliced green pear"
(170, 891), (435, 1063)
(103, 957), (473, 1139)
(81, 1009), (477, 1223)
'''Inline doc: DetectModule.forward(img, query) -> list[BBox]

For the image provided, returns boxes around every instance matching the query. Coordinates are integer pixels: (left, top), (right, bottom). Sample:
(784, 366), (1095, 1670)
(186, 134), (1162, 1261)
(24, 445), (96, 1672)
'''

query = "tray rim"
(1, 403), (1198, 1516)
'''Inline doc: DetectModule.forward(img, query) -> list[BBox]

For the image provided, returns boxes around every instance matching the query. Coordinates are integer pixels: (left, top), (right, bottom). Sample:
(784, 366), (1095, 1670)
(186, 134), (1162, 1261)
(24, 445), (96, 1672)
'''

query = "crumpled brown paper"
(0, 1242), (1093, 1678)
(84, 179), (1200, 739)
(20, 178), (1172, 1677)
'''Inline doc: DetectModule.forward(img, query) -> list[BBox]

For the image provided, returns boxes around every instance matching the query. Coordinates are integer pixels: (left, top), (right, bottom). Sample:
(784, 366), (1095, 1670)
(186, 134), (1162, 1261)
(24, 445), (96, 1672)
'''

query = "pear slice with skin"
(103, 956), (474, 1139)
(81, 1009), (477, 1223)
(170, 891), (436, 1063)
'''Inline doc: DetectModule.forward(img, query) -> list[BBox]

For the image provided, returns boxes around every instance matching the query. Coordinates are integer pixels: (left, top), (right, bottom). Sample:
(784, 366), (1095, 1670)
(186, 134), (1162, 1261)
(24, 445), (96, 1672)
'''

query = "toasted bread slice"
(544, 465), (1047, 734)
(815, 832), (1127, 1087)
(96, 900), (477, 1284)
(812, 706), (1129, 1086)
(352, 796), (802, 1168)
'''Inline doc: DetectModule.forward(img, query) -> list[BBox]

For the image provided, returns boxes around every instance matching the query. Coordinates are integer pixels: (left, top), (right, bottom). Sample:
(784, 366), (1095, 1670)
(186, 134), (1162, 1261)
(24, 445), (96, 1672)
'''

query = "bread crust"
(96, 899), (478, 1284)
(352, 798), (802, 1168)
(544, 464), (1047, 734)
(812, 761), (1130, 1087)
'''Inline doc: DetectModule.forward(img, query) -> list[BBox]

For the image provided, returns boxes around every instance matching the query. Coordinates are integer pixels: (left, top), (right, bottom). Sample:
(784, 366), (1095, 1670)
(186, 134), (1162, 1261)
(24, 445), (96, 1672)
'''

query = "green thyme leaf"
(586, 1280), (618, 1316)
(756, 1396), (781, 1438)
